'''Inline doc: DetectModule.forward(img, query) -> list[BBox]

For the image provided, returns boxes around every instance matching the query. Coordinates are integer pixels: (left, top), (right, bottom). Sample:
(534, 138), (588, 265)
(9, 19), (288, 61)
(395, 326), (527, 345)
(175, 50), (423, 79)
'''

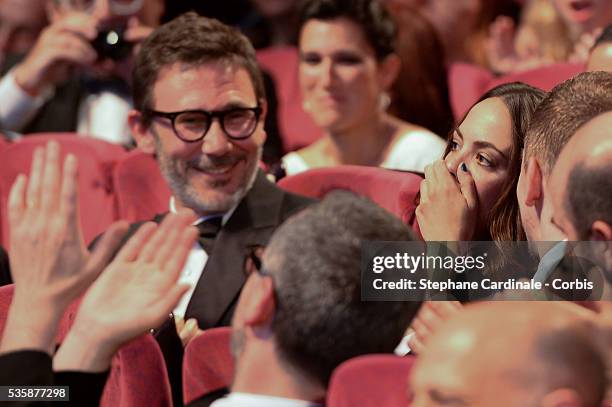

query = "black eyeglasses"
(145, 106), (262, 142)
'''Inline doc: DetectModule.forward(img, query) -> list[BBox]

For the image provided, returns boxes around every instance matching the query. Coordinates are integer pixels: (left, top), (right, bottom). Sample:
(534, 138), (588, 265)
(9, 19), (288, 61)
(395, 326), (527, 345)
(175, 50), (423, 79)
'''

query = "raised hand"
(1, 141), (128, 354)
(13, 12), (98, 96)
(54, 210), (198, 372)
(416, 160), (479, 241)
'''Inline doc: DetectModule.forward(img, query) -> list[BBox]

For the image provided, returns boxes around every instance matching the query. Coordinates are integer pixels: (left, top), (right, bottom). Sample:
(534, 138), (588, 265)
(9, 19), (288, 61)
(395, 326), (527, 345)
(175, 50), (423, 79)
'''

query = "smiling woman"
(280, 0), (446, 176)
(416, 82), (546, 241)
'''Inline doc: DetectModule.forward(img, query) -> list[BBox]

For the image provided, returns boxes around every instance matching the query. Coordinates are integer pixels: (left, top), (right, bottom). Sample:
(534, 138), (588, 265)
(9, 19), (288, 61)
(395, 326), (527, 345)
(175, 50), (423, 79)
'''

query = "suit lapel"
(185, 171), (286, 328)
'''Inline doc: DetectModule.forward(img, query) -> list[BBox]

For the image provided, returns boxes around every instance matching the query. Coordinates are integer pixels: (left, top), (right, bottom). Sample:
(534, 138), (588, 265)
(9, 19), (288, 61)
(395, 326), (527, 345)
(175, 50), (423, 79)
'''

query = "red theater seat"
(101, 334), (173, 407)
(278, 166), (423, 228)
(256, 46), (323, 152)
(448, 62), (494, 121)
(327, 355), (416, 407)
(0, 134), (127, 246)
(0, 136), (9, 152)
(487, 62), (584, 92)
(0, 284), (14, 336)
(183, 327), (233, 405)
(113, 151), (170, 223)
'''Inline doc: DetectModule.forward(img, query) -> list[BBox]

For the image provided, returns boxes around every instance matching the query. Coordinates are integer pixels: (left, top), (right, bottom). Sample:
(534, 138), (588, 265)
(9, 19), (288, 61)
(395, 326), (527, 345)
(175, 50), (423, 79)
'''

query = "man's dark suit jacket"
(1, 54), (83, 134)
(113, 170), (314, 406)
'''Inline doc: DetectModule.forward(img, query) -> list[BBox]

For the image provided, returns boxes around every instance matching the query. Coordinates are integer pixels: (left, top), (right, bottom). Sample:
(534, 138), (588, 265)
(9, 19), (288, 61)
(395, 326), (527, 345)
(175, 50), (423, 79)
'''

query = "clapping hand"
(54, 210), (198, 371)
(1, 141), (128, 354)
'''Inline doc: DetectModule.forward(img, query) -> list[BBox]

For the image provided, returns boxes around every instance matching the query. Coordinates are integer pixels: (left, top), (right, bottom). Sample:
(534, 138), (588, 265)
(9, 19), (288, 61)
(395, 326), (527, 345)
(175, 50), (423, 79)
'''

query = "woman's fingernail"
(460, 163), (468, 172)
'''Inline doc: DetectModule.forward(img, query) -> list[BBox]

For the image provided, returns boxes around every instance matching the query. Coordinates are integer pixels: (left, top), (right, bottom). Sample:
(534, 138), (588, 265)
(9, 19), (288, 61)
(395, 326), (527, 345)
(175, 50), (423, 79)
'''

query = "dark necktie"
(197, 216), (223, 254)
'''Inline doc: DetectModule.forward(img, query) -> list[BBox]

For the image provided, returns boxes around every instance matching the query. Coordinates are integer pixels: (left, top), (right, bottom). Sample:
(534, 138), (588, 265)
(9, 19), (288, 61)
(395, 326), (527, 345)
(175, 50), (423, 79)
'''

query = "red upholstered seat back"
(0, 284), (14, 337)
(487, 62), (584, 92)
(256, 46), (323, 152)
(448, 62), (494, 121)
(0, 137), (9, 152)
(449, 62), (584, 122)
(183, 327), (233, 405)
(278, 166), (423, 227)
(327, 354), (416, 407)
(0, 134), (127, 246)
(113, 151), (171, 223)
(101, 334), (173, 407)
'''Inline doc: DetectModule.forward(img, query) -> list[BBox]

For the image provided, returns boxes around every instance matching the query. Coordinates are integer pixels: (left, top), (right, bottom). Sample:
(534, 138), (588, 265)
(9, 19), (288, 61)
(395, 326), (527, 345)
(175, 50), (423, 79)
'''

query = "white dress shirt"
(169, 197), (237, 319)
(0, 70), (132, 145)
(210, 392), (322, 407)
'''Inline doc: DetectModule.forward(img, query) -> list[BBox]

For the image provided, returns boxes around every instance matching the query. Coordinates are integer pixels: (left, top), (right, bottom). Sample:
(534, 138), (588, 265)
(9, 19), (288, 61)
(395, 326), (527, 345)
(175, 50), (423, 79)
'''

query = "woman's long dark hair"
(443, 82), (546, 241)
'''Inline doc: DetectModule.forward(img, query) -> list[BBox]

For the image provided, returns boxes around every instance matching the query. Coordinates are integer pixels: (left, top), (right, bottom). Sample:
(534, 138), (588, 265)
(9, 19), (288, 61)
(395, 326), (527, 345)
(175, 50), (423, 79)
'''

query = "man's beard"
(156, 142), (261, 215)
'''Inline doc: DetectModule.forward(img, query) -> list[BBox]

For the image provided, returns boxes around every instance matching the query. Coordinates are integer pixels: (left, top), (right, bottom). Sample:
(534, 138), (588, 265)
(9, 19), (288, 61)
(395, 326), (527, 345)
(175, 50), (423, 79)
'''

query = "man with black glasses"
(126, 12), (313, 405)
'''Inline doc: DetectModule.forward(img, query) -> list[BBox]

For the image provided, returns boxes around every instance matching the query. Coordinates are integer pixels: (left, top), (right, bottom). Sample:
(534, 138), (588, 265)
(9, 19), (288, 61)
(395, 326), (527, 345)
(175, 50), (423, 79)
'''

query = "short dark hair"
(132, 12), (266, 126)
(445, 82), (546, 240)
(566, 161), (612, 239)
(593, 24), (612, 48)
(298, 0), (396, 60)
(523, 71), (612, 175)
(266, 191), (421, 388)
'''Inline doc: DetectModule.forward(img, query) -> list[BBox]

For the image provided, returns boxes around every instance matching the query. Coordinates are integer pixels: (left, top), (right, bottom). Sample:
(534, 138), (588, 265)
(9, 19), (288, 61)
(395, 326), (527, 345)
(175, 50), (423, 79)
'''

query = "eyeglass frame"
(144, 106), (263, 143)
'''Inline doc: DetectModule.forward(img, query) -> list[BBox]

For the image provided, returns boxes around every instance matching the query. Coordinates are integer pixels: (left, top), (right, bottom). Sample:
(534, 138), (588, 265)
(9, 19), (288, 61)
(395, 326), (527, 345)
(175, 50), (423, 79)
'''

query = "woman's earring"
(302, 99), (312, 112)
(378, 92), (391, 111)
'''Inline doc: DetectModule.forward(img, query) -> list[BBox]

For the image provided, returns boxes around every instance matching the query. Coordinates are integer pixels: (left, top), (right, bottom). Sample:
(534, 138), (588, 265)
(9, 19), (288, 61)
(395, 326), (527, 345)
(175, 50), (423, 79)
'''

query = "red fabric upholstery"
(0, 284), (14, 337)
(278, 166), (423, 228)
(183, 327), (233, 405)
(0, 137), (9, 152)
(487, 62), (584, 92)
(0, 134), (127, 246)
(101, 334), (172, 407)
(327, 355), (416, 407)
(448, 62), (494, 121)
(113, 151), (170, 223)
(256, 46), (323, 152)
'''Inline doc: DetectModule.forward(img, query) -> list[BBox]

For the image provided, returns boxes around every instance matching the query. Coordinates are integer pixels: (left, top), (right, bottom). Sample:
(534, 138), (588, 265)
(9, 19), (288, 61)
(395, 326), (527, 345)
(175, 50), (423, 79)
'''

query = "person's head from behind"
(411, 302), (606, 407)
(517, 71), (612, 243)
(443, 82), (545, 240)
(298, 0), (400, 134)
(129, 12), (267, 216)
(549, 112), (612, 280)
(587, 24), (612, 72)
(230, 191), (422, 399)
(389, 6), (453, 137)
(0, 0), (47, 63)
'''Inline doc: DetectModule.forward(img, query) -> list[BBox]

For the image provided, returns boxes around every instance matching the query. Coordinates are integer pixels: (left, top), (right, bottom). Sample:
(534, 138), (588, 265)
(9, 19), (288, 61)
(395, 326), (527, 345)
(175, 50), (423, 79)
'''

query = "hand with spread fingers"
(1, 141), (128, 355)
(54, 210), (198, 372)
(416, 160), (479, 241)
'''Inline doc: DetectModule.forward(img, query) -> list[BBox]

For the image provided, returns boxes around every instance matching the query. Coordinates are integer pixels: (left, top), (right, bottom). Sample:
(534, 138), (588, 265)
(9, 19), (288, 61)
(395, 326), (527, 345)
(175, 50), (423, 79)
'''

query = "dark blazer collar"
(185, 170), (287, 328)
